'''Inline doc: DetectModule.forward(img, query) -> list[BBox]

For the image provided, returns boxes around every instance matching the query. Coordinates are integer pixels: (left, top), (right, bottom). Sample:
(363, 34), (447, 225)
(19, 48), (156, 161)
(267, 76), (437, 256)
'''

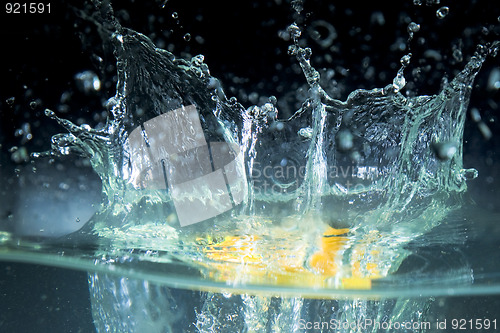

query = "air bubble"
(436, 6), (449, 19)
(298, 127), (313, 139)
(336, 129), (354, 151)
(6, 97), (15, 105)
(172, 12), (178, 19)
(478, 122), (492, 140)
(431, 141), (457, 161)
(290, 0), (303, 14)
(183, 33), (191, 42)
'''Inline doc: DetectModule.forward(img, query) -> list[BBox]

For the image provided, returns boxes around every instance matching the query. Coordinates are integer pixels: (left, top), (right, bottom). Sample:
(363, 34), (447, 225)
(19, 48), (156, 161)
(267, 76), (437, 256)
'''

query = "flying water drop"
(392, 72), (406, 93)
(436, 6), (449, 19)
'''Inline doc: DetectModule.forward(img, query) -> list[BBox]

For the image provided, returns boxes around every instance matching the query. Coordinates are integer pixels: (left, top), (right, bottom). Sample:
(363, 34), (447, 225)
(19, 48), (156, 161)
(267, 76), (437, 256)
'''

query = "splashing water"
(6, 1), (500, 332)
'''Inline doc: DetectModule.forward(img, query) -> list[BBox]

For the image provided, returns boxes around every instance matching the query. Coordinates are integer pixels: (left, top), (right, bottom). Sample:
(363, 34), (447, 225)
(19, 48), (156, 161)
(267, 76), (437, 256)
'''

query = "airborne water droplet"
(400, 54), (412, 67)
(392, 72), (406, 93)
(287, 23), (302, 41)
(436, 6), (449, 19)
(44, 109), (56, 118)
(407, 22), (420, 34)
(452, 47), (463, 62)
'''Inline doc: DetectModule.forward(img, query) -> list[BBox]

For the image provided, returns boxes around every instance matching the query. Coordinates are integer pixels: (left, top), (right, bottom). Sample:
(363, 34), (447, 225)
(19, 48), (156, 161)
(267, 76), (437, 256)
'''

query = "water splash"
(36, 0), (499, 280)
(27, 1), (500, 332)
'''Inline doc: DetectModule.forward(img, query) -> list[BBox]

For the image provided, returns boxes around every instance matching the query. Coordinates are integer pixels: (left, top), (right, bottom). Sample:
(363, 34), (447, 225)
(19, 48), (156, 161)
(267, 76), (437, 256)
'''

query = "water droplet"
(290, 0), (303, 13)
(14, 123), (33, 144)
(10, 146), (29, 163)
(452, 48), (463, 62)
(487, 68), (500, 90)
(478, 121), (492, 140)
(287, 45), (298, 56)
(229, 96), (238, 105)
(392, 73), (406, 93)
(45, 109), (56, 118)
(407, 22), (420, 34)
(470, 108), (481, 122)
(436, 6), (449, 19)
(308, 20), (337, 49)
(287, 23), (302, 41)
(6, 97), (15, 105)
(183, 33), (191, 42)
(370, 11), (385, 26)
(400, 54), (412, 67)
(191, 54), (204, 66)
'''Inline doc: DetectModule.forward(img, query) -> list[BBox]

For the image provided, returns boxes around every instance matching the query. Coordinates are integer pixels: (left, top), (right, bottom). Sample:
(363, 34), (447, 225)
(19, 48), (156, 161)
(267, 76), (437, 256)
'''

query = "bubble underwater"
(1, 0), (500, 332)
